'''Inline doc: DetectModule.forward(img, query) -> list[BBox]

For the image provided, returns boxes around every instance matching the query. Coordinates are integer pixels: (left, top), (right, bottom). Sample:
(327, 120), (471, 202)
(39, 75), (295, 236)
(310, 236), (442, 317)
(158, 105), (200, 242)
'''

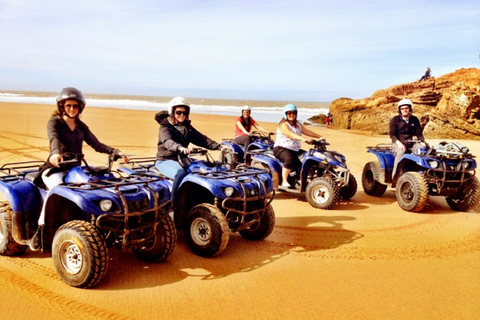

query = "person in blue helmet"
(273, 104), (322, 189)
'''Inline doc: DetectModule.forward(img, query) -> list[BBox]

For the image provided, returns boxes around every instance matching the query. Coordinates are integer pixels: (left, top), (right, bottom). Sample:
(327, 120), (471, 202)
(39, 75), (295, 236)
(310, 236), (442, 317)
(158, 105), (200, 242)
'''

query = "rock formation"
(318, 68), (480, 140)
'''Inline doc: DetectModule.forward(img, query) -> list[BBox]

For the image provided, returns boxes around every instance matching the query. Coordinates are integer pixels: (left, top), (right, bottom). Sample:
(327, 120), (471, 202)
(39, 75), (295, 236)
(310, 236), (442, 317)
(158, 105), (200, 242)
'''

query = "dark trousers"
(273, 146), (302, 170)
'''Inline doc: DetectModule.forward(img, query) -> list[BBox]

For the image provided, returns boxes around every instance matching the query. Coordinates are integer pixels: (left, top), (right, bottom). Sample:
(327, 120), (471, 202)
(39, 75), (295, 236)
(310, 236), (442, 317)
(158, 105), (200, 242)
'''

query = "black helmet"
(56, 87), (86, 115)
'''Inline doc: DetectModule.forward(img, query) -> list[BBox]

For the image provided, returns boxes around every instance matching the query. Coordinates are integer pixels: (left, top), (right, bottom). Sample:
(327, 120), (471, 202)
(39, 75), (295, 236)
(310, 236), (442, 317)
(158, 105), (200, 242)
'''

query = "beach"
(1, 101), (479, 320)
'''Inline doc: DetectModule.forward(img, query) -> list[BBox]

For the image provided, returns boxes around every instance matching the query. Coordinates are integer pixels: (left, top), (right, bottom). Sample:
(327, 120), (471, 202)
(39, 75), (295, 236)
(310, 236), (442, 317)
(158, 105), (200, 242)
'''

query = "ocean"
(0, 91), (329, 124)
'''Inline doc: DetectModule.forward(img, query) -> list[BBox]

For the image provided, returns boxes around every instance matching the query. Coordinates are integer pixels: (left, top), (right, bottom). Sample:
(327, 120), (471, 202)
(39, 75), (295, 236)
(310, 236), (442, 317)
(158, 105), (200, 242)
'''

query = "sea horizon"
(0, 90), (330, 124)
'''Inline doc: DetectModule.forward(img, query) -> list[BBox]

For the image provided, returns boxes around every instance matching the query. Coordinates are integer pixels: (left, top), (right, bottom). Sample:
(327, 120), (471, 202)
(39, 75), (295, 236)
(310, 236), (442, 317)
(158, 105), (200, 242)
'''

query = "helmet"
(168, 96), (190, 116)
(397, 98), (413, 113)
(241, 105), (251, 112)
(283, 104), (298, 119)
(56, 87), (86, 115)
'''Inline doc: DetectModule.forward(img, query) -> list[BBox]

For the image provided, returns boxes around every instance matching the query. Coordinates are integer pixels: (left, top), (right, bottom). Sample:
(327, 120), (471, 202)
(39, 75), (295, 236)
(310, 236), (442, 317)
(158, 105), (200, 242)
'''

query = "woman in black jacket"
(155, 97), (222, 203)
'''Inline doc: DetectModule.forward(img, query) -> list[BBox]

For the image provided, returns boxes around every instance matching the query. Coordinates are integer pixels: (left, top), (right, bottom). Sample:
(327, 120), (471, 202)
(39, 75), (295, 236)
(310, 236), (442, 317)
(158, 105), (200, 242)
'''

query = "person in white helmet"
(389, 98), (427, 179)
(233, 105), (269, 152)
(155, 97), (222, 204)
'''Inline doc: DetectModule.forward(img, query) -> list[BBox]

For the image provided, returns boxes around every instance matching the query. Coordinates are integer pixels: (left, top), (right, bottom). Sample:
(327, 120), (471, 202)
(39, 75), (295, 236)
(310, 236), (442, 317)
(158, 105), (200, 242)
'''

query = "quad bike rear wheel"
(239, 204), (275, 241)
(134, 213), (177, 262)
(305, 176), (340, 210)
(0, 202), (28, 256)
(340, 174), (358, 200)
(446, 176), (480, 212)
(52, 220), (108, 288)
(362, 161), (387, 196)
(185, 204), (230, 257)
(395, 172), (429, 212)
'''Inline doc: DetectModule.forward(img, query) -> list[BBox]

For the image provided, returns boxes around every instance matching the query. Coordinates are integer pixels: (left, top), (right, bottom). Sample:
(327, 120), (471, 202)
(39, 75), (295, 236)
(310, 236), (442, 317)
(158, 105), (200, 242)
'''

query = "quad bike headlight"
(99, 199), (113, 212)
(428, 160), (439, 169)
(224, 187), (235, 197)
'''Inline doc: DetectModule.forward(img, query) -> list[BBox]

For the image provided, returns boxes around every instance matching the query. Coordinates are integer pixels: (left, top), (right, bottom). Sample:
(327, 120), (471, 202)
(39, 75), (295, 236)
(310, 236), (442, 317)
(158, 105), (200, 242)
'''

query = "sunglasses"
(64, 104), (79, 109)
(286, 111), (297, 115)
(175, 110), (188, 116)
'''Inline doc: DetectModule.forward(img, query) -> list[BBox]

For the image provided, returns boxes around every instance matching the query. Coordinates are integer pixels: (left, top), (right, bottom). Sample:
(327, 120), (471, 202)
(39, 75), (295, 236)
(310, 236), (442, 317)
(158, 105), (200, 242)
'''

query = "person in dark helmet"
(31, 87), (128, 250)
(273, 104), (322, 189)
(233, 105), (270, 153)
(389, 98), (428, 179)
(155, 97), (223, 204)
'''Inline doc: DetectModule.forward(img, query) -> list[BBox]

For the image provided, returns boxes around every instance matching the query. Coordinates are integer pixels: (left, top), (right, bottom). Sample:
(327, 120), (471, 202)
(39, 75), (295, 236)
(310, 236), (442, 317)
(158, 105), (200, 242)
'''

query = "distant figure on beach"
(234, 105), (269, 152)
(325, 114), (329, 128)
(155, 97), (223, 205)
(32, 87), (128, 249)
(419, 67), (431, 81)
(389, 98), (428, 179)
(328, 112), (333, 126)
(273, 104), (322, 189)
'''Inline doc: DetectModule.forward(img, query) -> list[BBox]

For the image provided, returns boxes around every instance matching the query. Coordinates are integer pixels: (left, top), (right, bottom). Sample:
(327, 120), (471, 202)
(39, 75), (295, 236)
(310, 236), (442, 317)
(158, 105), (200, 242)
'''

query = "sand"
(0, 101), (479, 320)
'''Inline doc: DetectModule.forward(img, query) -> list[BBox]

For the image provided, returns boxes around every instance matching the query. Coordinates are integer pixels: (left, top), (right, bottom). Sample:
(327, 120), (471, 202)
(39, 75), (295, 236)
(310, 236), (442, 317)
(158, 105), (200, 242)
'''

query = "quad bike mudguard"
(0, 178), (42, 213)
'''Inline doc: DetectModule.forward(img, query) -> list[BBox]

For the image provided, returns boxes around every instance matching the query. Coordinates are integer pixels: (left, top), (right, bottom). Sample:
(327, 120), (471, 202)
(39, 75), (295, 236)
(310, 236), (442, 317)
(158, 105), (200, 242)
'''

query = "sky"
(1, 0), (479, 102)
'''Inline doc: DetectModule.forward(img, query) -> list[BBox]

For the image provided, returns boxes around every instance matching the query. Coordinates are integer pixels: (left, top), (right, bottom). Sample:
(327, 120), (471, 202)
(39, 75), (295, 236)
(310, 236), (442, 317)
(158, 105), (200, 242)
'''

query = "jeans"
(155, 160), (187, 204)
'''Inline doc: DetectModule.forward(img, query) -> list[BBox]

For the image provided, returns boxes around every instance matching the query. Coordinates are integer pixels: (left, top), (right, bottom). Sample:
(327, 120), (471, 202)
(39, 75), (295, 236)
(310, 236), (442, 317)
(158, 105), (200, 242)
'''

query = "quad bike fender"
(180, 174), (237, 198)
(250, 154), (283, 175)
(0, 179), (42, 213)
(221, 141), (244, 155)
(248, 141), (269, 151)
(45, 186), (123, 215)
(367, 150), (395, 170)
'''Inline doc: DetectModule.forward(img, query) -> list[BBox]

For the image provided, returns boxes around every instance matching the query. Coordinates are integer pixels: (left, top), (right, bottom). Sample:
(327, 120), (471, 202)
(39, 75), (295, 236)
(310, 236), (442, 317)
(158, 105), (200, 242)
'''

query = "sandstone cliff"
(319, 68), (480, 140)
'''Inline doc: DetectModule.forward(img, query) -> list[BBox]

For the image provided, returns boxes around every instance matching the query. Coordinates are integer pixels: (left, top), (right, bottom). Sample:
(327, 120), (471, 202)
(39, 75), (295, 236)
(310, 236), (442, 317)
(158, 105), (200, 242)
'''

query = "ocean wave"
(0, 92), (327, 123)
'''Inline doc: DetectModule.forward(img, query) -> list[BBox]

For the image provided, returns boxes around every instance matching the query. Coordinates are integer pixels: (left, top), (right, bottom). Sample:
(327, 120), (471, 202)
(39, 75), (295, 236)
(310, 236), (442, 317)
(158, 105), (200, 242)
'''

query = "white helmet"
(241, 105), (251, 111)
(168, 97), (190, 116)
(397, 98), (413, 113)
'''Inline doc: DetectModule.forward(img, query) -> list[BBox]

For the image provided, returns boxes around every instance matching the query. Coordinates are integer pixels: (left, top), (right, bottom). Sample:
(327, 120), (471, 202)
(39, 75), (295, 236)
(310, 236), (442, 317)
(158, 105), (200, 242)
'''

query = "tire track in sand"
(0, 262), (137, 320)
(269, 217), (480, 260)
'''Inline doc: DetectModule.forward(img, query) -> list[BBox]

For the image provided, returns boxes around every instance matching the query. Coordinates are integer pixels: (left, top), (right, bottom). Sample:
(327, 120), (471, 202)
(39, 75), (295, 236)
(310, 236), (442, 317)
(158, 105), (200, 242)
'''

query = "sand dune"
(1, 102), (479, 319)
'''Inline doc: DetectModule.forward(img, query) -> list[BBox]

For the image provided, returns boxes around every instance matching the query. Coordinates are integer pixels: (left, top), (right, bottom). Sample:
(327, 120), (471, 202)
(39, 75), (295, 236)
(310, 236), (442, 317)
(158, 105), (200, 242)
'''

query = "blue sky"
(1, 0), (479, 102)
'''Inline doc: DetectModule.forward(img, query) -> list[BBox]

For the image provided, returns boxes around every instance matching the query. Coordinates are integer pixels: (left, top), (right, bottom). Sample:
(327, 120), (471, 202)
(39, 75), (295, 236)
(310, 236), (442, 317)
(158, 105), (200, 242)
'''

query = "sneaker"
(278, 182), (292, 190)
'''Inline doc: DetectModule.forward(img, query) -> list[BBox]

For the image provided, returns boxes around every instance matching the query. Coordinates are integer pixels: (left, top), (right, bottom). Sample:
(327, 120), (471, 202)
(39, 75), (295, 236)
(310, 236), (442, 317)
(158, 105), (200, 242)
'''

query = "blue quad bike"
(119, 148), (276, 257)
(362, 141), (480, 212)
(219, 131), (275, 169)
(243, 139), (357, 210)
(0, 153), (175, 288)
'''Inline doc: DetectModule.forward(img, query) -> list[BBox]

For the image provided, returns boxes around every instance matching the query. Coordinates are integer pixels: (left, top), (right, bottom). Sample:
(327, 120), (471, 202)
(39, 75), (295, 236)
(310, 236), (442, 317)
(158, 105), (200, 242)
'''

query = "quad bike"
(0, 153), (175, 288)
(119, 148), (276, 258)
(362, 140), (480, 212)
(243, 139), (357, 210)
(219, 131), (275, 168)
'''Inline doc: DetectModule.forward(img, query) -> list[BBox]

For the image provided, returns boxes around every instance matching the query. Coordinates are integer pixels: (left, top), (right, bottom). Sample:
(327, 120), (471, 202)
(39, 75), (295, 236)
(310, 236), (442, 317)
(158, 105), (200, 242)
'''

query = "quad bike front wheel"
(446, 176), (480, 212)
(134, 213), (177, 262)
(305, 176), (340, 210)
(362, 161), (387, 196)
(52, 220), (108, 288)
(239, 204), (275, 241)
(340, 174), (358, 200)
(185, 204), (230, 257)
(395, 172), (429, 212)
(0, 202), (28, 256)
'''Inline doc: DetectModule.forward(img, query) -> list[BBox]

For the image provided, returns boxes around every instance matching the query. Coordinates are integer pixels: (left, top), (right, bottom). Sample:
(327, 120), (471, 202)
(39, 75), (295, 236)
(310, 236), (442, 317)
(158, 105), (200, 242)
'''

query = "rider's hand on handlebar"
(49, 154), (63, 168)
(179, 147), (191, 155)
(118, 153), (130, 163)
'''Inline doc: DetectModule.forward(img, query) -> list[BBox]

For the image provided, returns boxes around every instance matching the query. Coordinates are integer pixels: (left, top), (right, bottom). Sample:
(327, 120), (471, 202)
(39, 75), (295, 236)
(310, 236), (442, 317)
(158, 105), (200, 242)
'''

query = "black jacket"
(389, 115), (424, 147)
(156, 115), (221, 161)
